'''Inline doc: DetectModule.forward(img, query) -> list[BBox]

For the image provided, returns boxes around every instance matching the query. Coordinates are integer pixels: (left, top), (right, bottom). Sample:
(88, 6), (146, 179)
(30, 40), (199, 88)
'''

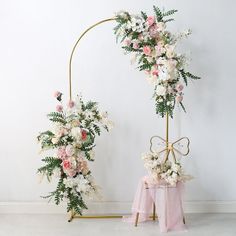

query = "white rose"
(165, 45), (176, 59)
(51, 137), (59, 144)
(156, 85), (166, 96)
(156, 22), (166, 32)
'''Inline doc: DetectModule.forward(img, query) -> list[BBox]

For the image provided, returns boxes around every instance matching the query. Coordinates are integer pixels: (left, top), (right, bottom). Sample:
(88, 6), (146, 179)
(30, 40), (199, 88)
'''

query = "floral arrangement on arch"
(37, 92), (113, 214)
(142, 151), (192, 186)
(114, 6), (200, 117)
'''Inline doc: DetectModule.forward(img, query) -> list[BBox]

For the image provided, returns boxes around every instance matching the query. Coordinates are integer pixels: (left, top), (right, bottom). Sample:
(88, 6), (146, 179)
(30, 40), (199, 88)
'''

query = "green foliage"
(180, 102), (186, 113)
(38, 157), (61, 180)
(185, 71), (201, 80)
(141, 11), (148, 20)
(163, 9), (178, 17)
(67, 190), (88, 215)
(93, 124), (101, 136)
(47, 112), (66, 125)
(86, 101), (97, 110)
(179, 69), (188, 86)
(153, 5), (163, 22)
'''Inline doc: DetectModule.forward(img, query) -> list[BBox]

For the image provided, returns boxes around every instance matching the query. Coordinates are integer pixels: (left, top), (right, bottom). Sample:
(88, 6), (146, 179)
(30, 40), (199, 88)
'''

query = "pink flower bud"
(176, 95), (183, 103)
(67, 100), (75, 108)
(143, 46), (152, 56)
(146, 16), (155, 26)
(56, 105), (63, 112)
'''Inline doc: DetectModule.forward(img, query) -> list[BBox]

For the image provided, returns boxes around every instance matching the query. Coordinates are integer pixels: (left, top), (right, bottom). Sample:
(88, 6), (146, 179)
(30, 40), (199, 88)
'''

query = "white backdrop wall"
(0, 0), (236, 211)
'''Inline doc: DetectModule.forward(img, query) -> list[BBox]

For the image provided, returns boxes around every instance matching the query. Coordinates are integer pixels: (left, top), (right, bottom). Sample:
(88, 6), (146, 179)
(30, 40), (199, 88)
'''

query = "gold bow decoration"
(149, 136), (190, 163)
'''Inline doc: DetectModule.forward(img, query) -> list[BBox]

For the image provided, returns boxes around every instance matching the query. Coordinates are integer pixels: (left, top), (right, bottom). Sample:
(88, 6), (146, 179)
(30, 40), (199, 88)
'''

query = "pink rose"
(152, 70), (159, 76)
(143, 46), (152, 56)
(124, 39), (131, 46)
(133, 42), (139, 49)
(62, 160), (71, 169)
(176, 84), (184, 92)
(67, 100), (75, 108)
(176, 95), (183, 103)
(81, 130), (87, 141)
(56, 105), (63, 112)
(146, 16), (155, 26)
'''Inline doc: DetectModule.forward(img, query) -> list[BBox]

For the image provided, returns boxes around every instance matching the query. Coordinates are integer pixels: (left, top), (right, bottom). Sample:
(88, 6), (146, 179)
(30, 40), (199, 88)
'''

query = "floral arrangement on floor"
(142, 151), (192, 186)
(114, 6), (200, 117)
(37, 91), (113, 214)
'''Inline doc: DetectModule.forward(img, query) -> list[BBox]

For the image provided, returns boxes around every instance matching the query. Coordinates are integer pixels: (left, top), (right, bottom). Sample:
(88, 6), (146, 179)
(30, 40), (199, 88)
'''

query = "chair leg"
(135, 212), (139, 227)
(183, 216), (186, 224)
(152, 203), (156, 221)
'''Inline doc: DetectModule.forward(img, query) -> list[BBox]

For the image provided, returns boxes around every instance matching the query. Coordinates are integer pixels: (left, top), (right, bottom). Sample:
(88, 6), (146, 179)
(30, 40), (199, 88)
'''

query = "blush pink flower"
(176, 84), (184, 92)
(62, 160), (71, 169)
(57, 146), (67, 159)
(124, 39), (131, 46)
(152, 70), (159, 76)
(143, 46), (152, 56)
(176, 95), (183, 103)
(133, 42), (139, 49)
(146, 16), (155, 26)
(54, 91), (61, 98)
(67, 100), (75, 108)
(138, 34), (144, 41)
(149, 24), (158, 38)
(56, 105), (63, 112)
(54, 91), (62, 101)
(65, 145), (74, 156)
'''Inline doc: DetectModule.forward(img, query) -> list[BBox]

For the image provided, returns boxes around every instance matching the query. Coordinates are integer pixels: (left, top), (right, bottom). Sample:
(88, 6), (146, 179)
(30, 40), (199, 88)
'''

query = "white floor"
(0, 214), (235, 236)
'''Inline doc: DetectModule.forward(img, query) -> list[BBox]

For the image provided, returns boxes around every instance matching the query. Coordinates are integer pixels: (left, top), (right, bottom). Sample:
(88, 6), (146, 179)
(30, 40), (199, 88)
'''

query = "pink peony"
(133, 42), (139, 49)
(62, 160), (71, 169)
(146, 16), (155, 26)
(143, 46), (152, 56)
(56, 105), (63, 112)
(176, 84), (184, 92)
(176, 95), (183, 103)
(67, 100), (75, 108)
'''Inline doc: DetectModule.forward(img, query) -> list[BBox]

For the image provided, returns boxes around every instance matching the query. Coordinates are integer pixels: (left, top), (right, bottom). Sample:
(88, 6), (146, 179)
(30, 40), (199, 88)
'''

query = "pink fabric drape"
(123, 176), (186, 233)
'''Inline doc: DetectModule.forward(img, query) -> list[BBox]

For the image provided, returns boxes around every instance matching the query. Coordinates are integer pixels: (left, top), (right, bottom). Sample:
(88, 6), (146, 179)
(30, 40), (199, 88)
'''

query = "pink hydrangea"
(143, 46), (152, 56)
(56, 105), (63, 112)
(146, 16), (155, 26)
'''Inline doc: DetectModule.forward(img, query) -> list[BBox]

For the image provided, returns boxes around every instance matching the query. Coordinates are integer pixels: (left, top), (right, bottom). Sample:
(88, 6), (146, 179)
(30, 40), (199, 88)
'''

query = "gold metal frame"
(66, 17), (190, 223)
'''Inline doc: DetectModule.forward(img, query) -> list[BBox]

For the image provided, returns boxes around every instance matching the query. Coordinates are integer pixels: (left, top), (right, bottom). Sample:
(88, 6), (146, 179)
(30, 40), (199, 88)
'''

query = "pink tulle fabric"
(123, 176), (186, 233)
